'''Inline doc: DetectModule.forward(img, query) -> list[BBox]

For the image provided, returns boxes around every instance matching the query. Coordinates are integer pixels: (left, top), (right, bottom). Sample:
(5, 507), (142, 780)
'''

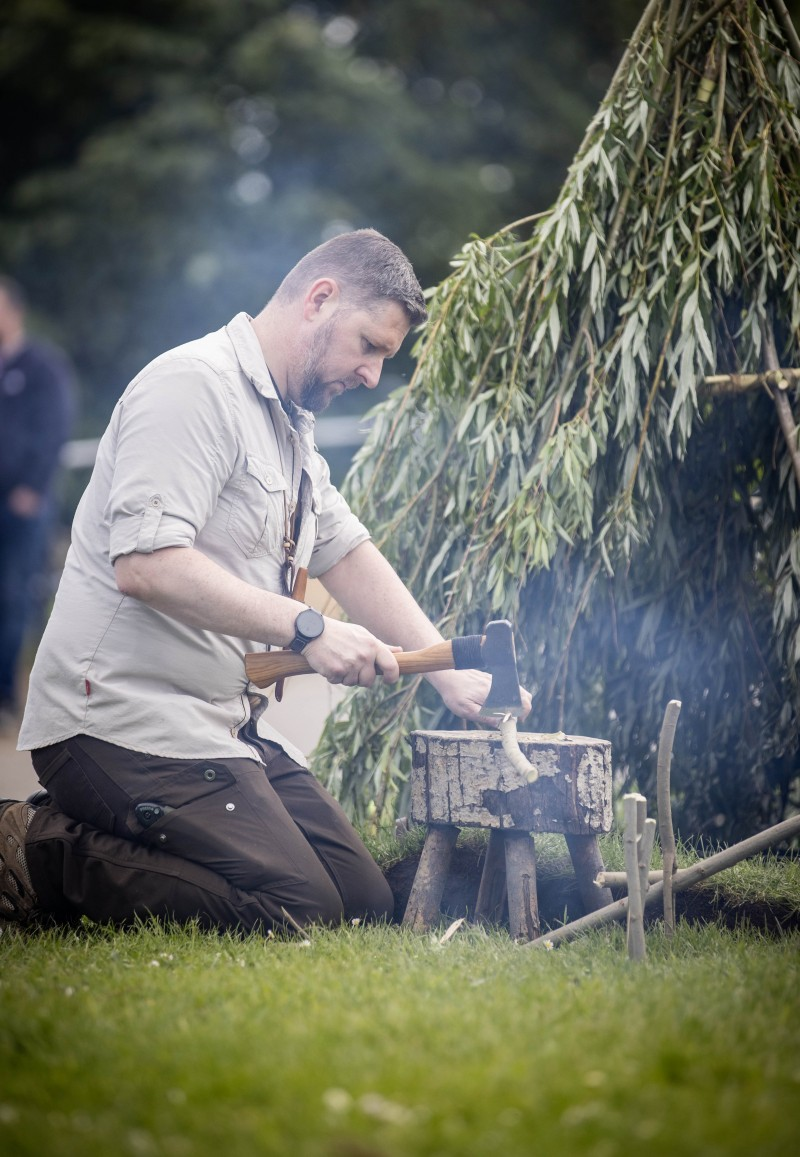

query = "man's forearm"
(114, 546), (299, 646)
(321, 541), (532, 722)
(117, 541), (440, 652)
(115, 544), (403, 688)
(320, 540), (444, 651)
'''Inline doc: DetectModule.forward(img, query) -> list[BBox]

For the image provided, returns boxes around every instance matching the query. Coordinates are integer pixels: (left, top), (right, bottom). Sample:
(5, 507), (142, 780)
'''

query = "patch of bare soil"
(385, 846), (800, 935)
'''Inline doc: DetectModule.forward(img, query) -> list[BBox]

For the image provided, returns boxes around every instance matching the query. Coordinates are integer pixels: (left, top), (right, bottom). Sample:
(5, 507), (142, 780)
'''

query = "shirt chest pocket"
(227, 454), (288, 559)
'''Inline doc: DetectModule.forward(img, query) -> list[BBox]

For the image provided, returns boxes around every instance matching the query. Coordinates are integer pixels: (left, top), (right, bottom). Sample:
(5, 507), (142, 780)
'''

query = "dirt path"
(0, 728), (38, 798)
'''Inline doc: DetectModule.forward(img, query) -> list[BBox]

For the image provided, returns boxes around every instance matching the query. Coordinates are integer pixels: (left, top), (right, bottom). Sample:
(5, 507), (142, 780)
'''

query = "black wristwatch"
(289, 606), (325, 653)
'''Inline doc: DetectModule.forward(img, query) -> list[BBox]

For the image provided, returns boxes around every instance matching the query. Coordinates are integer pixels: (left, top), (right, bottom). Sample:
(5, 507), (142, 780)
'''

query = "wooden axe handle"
(245, 640), (457, 689)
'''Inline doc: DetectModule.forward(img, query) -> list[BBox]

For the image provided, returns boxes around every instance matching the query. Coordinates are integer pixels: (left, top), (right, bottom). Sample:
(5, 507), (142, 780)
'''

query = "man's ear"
(302, 278), (340, 322)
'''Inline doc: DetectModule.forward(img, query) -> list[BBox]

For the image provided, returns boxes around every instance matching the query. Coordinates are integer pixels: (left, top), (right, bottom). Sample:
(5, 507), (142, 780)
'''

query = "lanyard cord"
(266, 398), (303, 597)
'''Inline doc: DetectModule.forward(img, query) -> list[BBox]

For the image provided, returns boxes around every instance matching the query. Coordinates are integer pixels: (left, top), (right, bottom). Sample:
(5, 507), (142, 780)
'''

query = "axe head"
(479, 620), (523, 718)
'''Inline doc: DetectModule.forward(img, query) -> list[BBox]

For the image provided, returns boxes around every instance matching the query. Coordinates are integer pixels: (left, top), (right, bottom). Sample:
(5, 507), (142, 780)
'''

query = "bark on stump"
(402, 730), (614, 940)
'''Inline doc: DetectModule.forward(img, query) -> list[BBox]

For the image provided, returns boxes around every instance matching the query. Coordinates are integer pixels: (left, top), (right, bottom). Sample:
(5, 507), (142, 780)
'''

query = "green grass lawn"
(1, 913), (798, 1157)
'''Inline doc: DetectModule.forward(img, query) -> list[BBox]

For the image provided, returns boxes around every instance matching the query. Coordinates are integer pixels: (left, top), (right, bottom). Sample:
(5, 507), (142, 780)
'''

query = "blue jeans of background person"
(0, 502), (50, 710)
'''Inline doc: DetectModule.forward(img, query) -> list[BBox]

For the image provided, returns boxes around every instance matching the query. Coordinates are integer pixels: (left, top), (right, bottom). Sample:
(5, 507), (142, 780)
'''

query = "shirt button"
(203, 768), (216, 781)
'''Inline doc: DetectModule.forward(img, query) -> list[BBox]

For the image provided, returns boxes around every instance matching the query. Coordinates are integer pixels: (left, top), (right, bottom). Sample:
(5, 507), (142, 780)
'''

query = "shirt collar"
(225, 312), (279, 401)
(225, 312), (316, 437)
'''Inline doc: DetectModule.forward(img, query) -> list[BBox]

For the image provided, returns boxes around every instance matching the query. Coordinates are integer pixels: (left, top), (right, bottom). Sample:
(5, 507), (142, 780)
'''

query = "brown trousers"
(25, 733), (394, 933)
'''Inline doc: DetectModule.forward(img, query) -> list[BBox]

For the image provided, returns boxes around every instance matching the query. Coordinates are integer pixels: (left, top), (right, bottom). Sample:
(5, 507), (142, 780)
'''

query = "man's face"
(293, 299), (410, 413)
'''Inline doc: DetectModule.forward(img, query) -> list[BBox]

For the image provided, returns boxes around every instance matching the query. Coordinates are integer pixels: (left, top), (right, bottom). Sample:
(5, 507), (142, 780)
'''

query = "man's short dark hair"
(0, 275), (27, 313)
(273, 229), (427, 326)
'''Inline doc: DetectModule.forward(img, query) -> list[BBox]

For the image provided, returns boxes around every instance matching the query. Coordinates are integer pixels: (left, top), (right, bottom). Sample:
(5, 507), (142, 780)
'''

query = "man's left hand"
(426, 668), (533, 725)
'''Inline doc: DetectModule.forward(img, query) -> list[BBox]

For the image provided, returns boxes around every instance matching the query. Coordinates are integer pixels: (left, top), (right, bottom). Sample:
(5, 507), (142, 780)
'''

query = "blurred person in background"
(0, 276), (74, 733)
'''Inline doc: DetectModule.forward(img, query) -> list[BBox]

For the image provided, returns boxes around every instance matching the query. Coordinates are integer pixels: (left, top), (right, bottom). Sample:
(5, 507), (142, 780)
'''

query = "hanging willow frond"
(313, 0), (800, 840)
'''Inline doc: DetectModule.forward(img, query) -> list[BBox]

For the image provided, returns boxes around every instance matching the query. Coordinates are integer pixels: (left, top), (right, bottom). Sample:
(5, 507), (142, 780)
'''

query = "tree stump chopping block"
(402, 730), (614, 939)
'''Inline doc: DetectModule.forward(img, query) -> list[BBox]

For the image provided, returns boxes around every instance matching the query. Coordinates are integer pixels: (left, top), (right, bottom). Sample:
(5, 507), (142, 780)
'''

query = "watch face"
(295, 607), (324, 642)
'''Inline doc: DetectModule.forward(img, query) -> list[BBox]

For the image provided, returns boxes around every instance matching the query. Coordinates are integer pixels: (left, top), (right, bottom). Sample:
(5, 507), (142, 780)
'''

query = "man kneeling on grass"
(1, 229), (530, 933)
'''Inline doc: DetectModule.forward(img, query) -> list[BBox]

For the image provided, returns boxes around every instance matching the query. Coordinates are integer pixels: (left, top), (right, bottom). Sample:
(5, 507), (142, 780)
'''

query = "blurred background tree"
(0, 0), (645, 439)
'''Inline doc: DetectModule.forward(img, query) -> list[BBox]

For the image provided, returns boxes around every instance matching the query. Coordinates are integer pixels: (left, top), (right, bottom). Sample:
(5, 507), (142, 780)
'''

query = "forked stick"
(528, 813), (800, 949)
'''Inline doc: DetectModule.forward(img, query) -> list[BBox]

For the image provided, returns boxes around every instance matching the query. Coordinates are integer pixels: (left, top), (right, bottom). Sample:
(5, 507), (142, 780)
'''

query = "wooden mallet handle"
(245, 640), (458, 689)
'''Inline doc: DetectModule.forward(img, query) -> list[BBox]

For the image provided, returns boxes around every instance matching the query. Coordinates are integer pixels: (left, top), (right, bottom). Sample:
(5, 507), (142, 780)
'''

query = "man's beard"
(298, 318), (344, 412)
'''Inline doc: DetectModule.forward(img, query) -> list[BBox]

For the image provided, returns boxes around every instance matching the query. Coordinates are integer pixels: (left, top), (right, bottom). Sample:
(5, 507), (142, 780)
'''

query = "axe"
(245, 618), (516, 696)
(244, 619), (536, 778)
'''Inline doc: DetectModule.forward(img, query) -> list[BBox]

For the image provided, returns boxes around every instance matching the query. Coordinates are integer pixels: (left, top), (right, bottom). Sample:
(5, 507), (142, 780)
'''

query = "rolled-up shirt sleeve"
(308, 447), (371, 578)
(105, 357), (237, 563)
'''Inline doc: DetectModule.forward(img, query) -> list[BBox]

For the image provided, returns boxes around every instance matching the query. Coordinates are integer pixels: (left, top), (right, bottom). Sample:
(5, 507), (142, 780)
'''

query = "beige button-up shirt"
(18, 313), (370, 765)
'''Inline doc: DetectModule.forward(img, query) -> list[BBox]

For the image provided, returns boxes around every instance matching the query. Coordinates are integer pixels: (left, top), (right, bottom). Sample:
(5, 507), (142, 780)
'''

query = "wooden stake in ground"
(624, 793), (647, 961)
(657, 700), (681, 937)
(639, 816), (657, 902)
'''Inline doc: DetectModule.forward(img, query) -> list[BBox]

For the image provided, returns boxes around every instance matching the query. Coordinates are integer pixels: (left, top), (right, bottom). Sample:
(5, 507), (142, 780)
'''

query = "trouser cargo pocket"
(133, 762), (277, 886)
(33, 735), (306, 892)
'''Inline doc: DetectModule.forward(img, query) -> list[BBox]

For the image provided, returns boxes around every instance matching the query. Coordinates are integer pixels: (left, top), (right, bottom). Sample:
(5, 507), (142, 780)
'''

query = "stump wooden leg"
(503, 831), (540, 941)
(474, 829), (508, 926)
(565, 833), (613, 912)
(402, 823), (459, 931)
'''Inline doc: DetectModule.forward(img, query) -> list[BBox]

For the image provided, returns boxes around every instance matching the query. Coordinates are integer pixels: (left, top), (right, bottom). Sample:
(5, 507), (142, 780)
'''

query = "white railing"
(60, 414), (371, 470)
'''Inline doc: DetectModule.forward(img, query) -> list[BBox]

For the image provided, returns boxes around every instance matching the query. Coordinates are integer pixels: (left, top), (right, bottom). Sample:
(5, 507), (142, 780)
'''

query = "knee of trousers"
(340, 866), (396, 924)
(253, 867), (346, 930)
(266, 868), (394, 929)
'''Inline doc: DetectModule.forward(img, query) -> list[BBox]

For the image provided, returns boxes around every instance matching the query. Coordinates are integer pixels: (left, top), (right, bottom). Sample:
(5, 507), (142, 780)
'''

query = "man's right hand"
(302, 618), (401, 688)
